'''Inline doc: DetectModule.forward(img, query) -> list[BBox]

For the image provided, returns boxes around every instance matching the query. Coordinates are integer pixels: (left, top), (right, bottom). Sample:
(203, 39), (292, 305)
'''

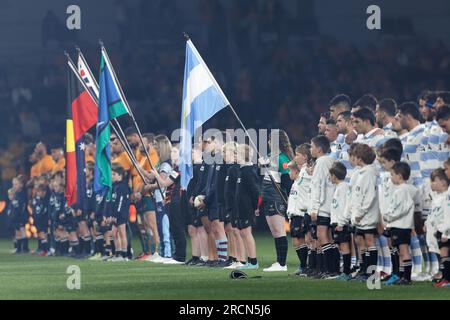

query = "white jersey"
(287, 166), (311, 217)
(343, 166), (361, 225)
(438, 188), (450, 238)
(427, 192), (446, 253)
(310, 155), (336, 217)
(350, 164), (380, 229)
(378, 171), (395, 217)
(383, 183), (414, 229)
(331, 181), (349, 226)
(379, 172), (422, 216)
(428, 192), (446, 230)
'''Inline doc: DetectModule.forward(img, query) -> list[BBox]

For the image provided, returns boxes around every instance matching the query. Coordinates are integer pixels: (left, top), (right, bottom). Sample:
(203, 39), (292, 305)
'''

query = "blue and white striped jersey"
(330, 134), (345, 160)
(355, 128), (386, 149)
(420, 121), (442, 179)
(383, 123), (398, 139)
(402, 124), (426, 187)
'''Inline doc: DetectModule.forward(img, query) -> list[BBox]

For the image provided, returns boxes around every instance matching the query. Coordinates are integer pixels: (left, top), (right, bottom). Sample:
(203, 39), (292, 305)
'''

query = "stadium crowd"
(5, 89), (450, 288)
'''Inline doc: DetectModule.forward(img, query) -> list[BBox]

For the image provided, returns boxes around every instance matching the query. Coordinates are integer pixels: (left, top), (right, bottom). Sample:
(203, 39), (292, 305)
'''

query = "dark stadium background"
(0, 0), (450, 235)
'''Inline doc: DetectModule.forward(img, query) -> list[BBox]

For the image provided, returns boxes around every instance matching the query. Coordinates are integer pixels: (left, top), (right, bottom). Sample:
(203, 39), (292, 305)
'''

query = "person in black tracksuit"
(110, 164), (131, 260)
(48, 181), (66, 255)
(191, 151), (216, 266)
(6, 189), (16, 251)
(199, 140), (229, 267)
(223, 142), (246, 266)
(185, 156), (206, 265)
(235, 144), (261, 269)
(11, 177), (29, 253)
(32, 184), (50, 254)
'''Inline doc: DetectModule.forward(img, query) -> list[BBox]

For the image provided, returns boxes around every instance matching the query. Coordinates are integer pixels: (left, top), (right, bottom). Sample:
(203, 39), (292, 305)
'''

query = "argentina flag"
(180, 38), (230, 189)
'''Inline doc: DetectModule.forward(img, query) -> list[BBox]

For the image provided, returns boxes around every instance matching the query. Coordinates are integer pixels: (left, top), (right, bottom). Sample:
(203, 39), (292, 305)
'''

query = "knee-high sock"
(377, 236), (391, 274)
(274, 236), (288, 266)
(322, 243), (334, 273)
(430, 252), (439, 275)
(418, 234), (430, 273)
(391, 247), (400, 276)
(216, 239), (228, 261)
(295, 244), (308, 269)
(442, 257), (450, 281)
(410, 235), (422, 274)
(367, 246), (378, 275)
(308, 248), (317, 270)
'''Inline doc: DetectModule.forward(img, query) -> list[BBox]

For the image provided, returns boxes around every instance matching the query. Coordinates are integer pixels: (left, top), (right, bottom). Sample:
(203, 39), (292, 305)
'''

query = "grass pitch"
(0, 234), (449, 300)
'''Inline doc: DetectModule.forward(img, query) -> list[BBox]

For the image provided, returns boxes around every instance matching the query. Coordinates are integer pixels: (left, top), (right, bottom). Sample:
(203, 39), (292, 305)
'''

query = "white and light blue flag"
(180, 39), (230, 189)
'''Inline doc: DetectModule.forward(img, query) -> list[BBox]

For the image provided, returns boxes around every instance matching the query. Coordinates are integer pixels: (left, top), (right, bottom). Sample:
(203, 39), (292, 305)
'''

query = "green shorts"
(137, 196), (156, 215)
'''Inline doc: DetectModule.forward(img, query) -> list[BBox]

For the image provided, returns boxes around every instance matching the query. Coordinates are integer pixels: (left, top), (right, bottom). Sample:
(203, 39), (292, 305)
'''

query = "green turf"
(0, 234), (450, 300)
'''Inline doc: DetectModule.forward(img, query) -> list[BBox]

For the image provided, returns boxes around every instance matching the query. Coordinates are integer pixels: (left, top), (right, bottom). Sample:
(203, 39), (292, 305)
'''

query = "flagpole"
(99, 41), (165, 195)
(65, 51), (148, 185)
(227, 103), (288, 205)
(76, 47), (99, 88)
(182, 34), (288, 205)
(99, 42), (157, 168)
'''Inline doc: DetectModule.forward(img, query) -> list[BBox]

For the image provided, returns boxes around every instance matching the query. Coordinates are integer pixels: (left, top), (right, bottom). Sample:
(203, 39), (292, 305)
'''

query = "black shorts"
(317, 215), (331, 227)
(355, 228), (378, 237)
(218, 206), (229, 223)
(260, 200), (287, 218)
(382, 228), (391, 238)
(390, 228), (412, 247)
(231, 216), (239, 229)
(332, 224), (352, 244)
(303, 214), (312, 231)
(192, 215), (203, 227)
(310, 222), (318, 240)
(64, 216), (78, 233)
(35, 216), (49, 233)
(220, 206), (232, 224)
(436, 232), (450, 249)
(116, 210), (128, 225)
(75, 212), (87, 223)
(290, 215), (308, 239)
(237, 217), (254, 230)
(208, 207), (220, 221)
(197, 207), (208, 218)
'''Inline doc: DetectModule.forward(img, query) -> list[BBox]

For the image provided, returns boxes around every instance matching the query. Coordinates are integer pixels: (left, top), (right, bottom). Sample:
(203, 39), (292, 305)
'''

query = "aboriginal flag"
(66, 59), (98, 206)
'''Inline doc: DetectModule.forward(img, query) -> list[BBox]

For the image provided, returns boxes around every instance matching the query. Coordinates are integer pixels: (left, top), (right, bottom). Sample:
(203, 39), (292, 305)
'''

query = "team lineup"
(5, 89), (450, 289)
(3, 33), (450, 292)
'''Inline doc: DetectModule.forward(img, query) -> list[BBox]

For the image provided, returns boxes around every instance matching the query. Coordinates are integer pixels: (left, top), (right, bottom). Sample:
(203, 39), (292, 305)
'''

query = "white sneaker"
(109, 256), (124, 262)
(412, 272), (432, 282)
(153, 256), (171, 263)
(101, 255), (113, 261)
(163, 258), (185, 265)
(145, 253), (160, 262)
(224, 261), (239, 269)
(263, 262), (287, 272)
